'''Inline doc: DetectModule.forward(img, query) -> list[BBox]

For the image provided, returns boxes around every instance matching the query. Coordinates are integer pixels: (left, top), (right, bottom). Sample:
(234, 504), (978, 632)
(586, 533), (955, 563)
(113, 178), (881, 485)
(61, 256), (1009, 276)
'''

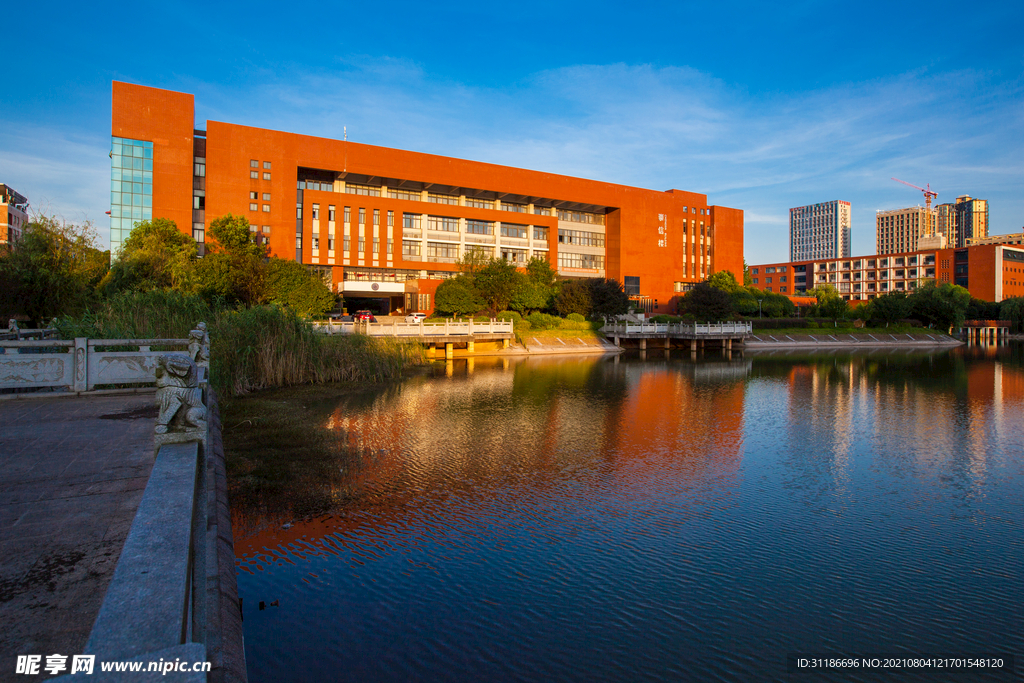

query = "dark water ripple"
(234, 350), (1024, 682)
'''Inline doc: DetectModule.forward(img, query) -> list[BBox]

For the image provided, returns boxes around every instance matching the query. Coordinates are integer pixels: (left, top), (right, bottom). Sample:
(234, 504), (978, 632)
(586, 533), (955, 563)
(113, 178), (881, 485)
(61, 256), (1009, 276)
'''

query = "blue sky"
(1, 0), (1021, 262)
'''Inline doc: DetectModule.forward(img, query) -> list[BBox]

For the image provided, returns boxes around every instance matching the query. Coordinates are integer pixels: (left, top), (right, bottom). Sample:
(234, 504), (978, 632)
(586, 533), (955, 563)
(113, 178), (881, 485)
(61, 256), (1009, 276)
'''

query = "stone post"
(74, 338), (88, 392)
(154, 354), (208, 452)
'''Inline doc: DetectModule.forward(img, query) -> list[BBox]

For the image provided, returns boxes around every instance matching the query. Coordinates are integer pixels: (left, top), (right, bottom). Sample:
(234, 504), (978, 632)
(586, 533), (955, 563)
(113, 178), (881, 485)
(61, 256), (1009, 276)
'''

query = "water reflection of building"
(235, 355), (750, 563)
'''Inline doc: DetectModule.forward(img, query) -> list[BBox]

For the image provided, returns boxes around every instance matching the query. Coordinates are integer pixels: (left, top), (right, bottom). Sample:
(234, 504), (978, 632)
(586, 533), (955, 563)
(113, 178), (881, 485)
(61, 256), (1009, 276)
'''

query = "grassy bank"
(54, 291), (423, 395)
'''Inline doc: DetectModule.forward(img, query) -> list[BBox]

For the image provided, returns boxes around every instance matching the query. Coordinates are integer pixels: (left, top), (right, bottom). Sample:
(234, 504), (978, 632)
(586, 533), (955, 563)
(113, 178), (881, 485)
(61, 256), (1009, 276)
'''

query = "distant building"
(937, 195), (988, 248)
(966, 232), (1024, 247)
(749, 242), (1024, 303)
(789, 200), (850, 262)
(1, 184), (29, 247)
(875, 205), (936, 255)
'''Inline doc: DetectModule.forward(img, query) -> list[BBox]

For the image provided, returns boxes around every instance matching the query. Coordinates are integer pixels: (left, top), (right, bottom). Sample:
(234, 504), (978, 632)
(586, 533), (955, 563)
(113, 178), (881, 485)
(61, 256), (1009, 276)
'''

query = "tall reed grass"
(54, 291), (421, 395)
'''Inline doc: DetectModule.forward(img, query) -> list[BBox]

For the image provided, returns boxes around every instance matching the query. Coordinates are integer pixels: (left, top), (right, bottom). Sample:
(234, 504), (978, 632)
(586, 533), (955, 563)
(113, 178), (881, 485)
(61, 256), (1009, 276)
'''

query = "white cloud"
(7, 61), (1022, 260)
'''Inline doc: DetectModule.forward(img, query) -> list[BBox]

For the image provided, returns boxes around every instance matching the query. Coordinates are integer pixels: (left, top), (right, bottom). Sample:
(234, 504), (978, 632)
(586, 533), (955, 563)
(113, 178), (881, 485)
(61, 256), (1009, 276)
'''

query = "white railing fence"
(313, 319), (514, 337)
(601, 321), (752, 335)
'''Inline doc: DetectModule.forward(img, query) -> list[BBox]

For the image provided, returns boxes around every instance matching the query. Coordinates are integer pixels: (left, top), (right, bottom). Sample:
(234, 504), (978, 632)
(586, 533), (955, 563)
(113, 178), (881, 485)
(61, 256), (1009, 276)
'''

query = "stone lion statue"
(155, 353), (207, 435)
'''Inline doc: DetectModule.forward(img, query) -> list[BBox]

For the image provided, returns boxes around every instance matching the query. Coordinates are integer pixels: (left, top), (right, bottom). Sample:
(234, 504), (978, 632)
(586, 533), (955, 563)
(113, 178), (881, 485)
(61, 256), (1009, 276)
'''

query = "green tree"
(434, 276), (484, 317)
(104, 218), (197, 294)
(910, 281), (970, 331)
(0, 215), (108, 325)
(810, 284), (847, 320)
(682, 282), (732, 320)
(474, 257), (524, 313)
(509, 256), (558, 314)
(1000, 296), (1024, 332)
(871, 291), (911, 326)
(743, 259), (753, 286)
(554, 279), (593, 317)
(199, 214), (268, 305)
(589, 279), (630, 316)
(761, 291), (795, 318)
(265, 258), (336, 318)
(731, 288), (759, 316)
(707, 270), (742, 293)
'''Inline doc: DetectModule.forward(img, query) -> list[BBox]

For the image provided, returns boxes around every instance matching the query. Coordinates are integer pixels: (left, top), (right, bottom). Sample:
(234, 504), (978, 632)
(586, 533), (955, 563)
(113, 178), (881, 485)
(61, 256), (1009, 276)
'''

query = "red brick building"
(111, 82), (744, 315)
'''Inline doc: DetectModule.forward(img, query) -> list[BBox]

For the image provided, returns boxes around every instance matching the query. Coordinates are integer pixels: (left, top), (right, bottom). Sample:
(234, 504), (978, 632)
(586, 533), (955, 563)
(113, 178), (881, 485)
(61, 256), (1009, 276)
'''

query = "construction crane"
(891, 177), (937, 211)
(891, 177), (938, 237)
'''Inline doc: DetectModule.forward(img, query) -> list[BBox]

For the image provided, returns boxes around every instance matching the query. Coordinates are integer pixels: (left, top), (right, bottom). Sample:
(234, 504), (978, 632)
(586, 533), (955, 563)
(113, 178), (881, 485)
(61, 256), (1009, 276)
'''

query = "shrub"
(497, 310), (522, 324)
(566, 312), (586, 322)
(526, 312), (559, 330)
(750, 318), (809, 330)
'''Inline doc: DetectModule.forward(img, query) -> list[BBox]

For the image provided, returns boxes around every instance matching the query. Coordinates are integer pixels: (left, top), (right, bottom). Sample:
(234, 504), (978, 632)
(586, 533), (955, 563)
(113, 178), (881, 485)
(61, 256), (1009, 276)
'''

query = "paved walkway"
(0, 394), (156, 681)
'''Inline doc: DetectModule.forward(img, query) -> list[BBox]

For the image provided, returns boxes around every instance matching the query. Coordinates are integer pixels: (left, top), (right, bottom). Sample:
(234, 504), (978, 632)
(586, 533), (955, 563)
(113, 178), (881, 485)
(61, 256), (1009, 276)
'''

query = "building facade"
(749, 242), (1024, 303)
(789, 200), (851, 262)
(875, 205), (936, 255)
(967, 232), (1023, 247)
(111, 82), (743, 315)
(937, 195), (988, 248)
(1, 184), (28, 248)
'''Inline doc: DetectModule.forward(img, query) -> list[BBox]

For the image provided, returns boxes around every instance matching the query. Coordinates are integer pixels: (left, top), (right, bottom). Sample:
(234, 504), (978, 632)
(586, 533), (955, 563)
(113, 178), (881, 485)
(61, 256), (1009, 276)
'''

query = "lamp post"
(758, 299), (762, 318)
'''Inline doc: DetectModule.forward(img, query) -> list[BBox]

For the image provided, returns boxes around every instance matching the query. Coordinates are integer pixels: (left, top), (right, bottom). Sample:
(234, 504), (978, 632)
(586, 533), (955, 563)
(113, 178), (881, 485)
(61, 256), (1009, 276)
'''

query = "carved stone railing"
(0, 338), (189, 394)
(601, 321), (752, 336)
(66, 323), (246, 683)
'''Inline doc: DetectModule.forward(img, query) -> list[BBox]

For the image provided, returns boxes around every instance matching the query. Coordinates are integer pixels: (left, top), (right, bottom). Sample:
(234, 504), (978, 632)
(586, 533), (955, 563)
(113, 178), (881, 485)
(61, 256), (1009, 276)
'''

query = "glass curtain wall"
(110, 137), (154, 253)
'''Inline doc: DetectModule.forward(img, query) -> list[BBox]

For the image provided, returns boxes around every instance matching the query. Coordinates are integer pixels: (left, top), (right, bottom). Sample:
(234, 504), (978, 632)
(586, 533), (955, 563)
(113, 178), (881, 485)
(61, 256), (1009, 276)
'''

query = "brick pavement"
(0, 394), (157, 681)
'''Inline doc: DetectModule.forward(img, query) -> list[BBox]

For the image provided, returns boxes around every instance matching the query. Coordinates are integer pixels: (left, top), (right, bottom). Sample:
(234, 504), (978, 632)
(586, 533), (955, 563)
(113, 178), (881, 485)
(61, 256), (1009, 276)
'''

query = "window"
(387, 238), (393, 254)
(624, 276), (640, 296)
(373, 209), (380, 226)
(344, 207), (351, 223)
(558, 252), (604, 269)
(358, 237), (365, 252)
(249, 203), (258, 211)
(501, 202), (526, 213)
(262, 225), (270, 233)
(427, 242), (459, 260)
(312, 237), (320, 250)
(262, 193), (271, 201)
(346, 183), (381, 197)
(262, 205), (270, 212)
(387, 210), (394, 227)
(427, 216), (459, 232)
(192, 223), (204, 243)
(263, 172), (271, 181)
(753, 278), (759, 284)
(403, 241), (421, 256)
(358, 208), (365, 225)
(343, 238), (350, 251)
(427, 192), (459, 205)
(250, 191), (258, 200)
(327, 237), (334, 250)
(263, 161), (271, 169)
(193, 194), (205, 210)
(388, 188), (422, 201)
(250, 160), (258, 168)
(466, 219), (493, 235)
(500, 224), (528, 239)
(557, 209), (604, 225)
(328, 206), (336, 221)
(557, 229), (604, 247)
(533, 227), (548, 241)
(403, 213), (420, 230)
(373, 237), (380, 254)
(465, 197), (493, 209)
(250, 171), (258, 179)
(312, 204), (320, 220)
(534, 206), (552, 216)
(501, 247), (528, 264)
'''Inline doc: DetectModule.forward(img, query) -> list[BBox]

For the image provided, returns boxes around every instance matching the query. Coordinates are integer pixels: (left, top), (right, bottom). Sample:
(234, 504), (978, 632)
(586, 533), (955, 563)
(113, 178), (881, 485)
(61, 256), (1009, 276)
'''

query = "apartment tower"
(875, 206), (936, 255)
(937, 195), (988, 248)
(789, 200), (851, 262)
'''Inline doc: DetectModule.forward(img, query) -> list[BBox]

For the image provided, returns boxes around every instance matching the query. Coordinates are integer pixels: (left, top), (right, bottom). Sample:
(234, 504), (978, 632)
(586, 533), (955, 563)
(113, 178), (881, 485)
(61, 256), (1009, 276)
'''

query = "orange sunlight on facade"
(750, 243), (1024, 304)
(111, 82), (744, 315)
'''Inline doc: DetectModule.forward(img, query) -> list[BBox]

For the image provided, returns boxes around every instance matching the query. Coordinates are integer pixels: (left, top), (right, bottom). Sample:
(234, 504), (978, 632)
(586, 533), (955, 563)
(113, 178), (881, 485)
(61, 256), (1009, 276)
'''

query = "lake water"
(231, 344), (1023, 682)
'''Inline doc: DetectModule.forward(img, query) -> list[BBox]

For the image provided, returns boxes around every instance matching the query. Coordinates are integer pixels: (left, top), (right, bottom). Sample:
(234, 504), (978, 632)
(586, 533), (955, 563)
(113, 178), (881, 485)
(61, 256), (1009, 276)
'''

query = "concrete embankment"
(504, 336), (622, 356)
(743, 332), (962, 349)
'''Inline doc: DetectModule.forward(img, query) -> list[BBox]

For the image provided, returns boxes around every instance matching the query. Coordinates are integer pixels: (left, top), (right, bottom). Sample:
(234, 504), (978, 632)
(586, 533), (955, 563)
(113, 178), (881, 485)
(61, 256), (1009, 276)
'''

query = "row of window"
(557, 229), (604, 247)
